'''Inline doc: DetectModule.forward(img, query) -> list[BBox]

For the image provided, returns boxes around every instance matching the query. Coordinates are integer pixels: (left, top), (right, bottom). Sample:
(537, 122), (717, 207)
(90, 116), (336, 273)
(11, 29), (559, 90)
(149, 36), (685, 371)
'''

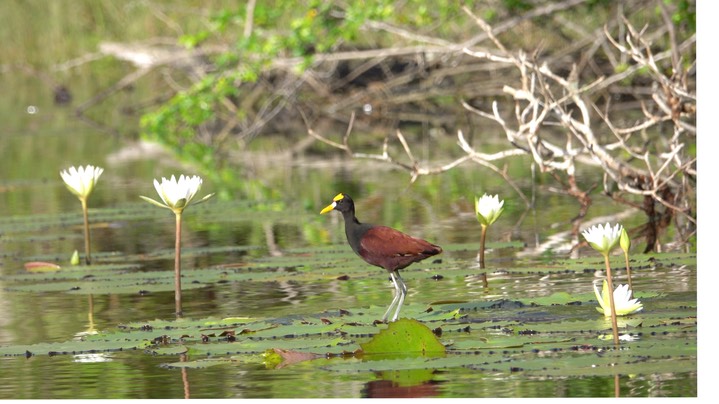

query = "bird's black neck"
(339, 205), (361, 225)
(341, 209), (370, 255)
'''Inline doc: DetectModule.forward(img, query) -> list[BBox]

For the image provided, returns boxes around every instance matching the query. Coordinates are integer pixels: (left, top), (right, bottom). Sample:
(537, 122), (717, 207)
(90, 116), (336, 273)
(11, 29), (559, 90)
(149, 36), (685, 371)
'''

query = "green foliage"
(502, 0), (533, 13)
(139, 0), (474, 195)
(664, 0), (696, 29)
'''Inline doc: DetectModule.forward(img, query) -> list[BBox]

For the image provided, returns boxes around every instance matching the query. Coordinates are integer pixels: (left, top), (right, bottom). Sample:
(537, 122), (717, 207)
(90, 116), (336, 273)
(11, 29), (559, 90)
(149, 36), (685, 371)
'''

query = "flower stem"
(174, 212), (183, 318)
(478, 224), (488, 269)
(81, 198), (91, 265)
(623, 251), (633, 298)
(604, 253), (620, 346)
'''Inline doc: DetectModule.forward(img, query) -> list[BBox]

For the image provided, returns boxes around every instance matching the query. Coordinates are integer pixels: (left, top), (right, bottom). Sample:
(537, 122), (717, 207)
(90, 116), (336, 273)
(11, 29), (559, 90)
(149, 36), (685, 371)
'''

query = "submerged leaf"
(264, 348), (323, 369)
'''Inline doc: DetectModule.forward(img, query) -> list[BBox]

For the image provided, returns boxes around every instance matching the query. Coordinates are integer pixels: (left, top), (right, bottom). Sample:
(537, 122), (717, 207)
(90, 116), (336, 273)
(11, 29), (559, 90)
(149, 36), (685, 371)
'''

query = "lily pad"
(23, 262), (62, 272)
(359, 318), (445, 357)
(0, 339), (152, 357)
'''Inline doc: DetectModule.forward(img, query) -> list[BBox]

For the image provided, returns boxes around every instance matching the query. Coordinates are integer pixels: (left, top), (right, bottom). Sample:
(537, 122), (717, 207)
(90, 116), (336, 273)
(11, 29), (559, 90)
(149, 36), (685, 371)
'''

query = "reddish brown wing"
(359, 226), (442, 270)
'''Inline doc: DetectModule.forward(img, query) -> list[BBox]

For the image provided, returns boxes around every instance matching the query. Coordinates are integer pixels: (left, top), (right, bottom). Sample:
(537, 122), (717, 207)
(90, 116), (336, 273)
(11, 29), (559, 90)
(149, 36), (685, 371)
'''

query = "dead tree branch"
(460, 7), (695, 252)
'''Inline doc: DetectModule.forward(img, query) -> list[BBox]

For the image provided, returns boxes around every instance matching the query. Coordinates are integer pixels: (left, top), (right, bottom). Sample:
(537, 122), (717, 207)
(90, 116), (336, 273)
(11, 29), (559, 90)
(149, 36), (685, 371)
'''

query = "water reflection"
(71, 294), (111, 363)
(179, 354), (191, 399)
(363, 369), (441, 398)
(73, 353), (113, 363)
(76, 294), (97, 337)
(465, 272), (489, 290)
(277, 281), (302, 306)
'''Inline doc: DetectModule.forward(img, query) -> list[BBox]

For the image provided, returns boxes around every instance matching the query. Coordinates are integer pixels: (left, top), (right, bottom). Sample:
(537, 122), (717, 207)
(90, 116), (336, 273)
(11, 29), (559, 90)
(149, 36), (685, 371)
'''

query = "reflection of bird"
(320, 193), (442, 322)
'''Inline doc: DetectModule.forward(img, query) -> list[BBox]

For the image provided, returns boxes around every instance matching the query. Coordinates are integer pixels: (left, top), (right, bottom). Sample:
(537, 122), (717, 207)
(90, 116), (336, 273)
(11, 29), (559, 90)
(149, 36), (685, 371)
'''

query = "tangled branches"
(459, 7), (694, 252)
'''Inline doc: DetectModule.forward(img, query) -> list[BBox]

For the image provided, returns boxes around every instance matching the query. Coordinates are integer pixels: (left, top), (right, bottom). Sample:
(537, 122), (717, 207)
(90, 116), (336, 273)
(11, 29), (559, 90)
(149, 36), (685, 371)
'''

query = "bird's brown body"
(353, 225), (441, 271)
(321, 193), (442, 321)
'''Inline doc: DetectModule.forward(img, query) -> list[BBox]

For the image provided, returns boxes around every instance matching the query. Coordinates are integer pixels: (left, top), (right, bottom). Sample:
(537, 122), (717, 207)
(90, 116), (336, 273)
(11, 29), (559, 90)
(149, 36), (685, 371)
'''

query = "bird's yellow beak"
(320, 202), (335, 214)
(320, 193), (344, 214)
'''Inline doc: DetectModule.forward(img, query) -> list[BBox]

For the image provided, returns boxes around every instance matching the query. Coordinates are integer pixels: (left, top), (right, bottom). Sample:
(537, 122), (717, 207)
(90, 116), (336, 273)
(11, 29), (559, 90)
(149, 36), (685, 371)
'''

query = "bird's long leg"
(390, 271), (408, 322)
(382, 272), (402, 322)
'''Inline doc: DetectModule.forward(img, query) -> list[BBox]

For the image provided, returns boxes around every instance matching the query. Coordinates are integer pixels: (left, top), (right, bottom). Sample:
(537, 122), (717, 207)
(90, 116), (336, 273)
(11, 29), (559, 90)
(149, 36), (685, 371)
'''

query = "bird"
(320, 193), (442, 322)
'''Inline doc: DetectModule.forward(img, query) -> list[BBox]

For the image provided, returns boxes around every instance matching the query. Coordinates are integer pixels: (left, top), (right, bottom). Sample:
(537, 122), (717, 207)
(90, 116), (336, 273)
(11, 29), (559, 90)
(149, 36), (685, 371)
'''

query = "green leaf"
(359, 318), (445, 357)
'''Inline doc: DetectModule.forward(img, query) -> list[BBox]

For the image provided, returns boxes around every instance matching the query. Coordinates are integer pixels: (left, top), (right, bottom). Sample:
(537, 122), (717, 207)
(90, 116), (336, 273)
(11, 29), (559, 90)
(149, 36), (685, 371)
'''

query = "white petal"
(593, 281), (609, 315)
(164, 175), (185, 207)
(153, 178), (168, 206)
(60, 165), (103, 198)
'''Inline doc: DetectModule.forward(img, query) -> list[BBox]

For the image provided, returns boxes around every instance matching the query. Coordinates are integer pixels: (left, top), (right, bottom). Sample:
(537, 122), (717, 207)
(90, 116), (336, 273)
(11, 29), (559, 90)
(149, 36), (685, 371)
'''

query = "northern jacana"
(320, 193), (442, 322)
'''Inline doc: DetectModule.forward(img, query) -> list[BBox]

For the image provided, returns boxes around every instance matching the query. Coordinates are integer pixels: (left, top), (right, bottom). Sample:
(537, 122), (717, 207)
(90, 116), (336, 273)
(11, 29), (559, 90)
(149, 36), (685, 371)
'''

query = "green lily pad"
(359, 318), (445, 357)
(0, 339), (152, 357)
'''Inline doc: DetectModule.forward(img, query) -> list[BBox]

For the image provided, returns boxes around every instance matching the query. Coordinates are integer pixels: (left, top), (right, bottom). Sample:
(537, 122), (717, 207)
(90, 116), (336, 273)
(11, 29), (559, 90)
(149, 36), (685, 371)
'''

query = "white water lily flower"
(581, 222), (623, 255)
(60, 165), (104, 200)
(594, 279), (643, 317)
(139, 174), (215, 317)
(475, 194), (505, 227)
(140, 174), (213, 214)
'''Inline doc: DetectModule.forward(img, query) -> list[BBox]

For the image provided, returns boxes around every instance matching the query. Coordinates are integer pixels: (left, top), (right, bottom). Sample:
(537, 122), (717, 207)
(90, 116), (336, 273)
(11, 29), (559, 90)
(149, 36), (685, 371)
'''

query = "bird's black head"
(320, 193), (355, 215)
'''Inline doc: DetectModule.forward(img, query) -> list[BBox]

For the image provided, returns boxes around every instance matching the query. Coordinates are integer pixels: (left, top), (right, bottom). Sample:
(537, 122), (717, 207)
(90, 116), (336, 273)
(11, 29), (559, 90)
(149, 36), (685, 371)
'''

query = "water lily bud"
(620, 227), (631, 253)
(70, 250), (80, 266)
